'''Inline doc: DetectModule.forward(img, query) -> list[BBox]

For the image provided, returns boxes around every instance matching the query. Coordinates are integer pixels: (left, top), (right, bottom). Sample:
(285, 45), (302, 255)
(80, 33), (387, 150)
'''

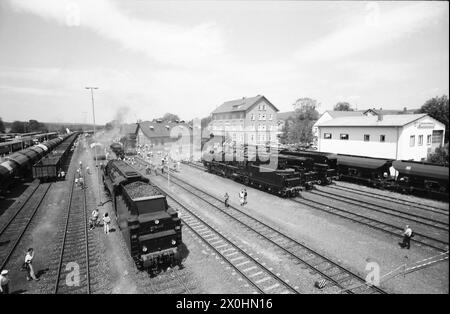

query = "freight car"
(32, 133), (79, 181)
(102, 160), (182, 272)
(391, 160), (448, 200)
(0, 135), (68, 191)
(335, 154), (393, 187)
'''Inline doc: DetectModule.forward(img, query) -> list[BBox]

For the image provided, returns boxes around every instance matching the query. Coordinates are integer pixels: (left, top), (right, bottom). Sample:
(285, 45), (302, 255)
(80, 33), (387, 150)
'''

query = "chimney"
(403, 107), (407, 112)
(377, 113), (383, 121)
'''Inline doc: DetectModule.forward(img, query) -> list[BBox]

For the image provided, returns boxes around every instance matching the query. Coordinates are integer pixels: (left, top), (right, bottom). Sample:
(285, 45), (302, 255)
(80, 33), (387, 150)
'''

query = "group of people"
(89, 208), (111, 234)
(223, 188), (248, 208)
(74, 161), (91, 189)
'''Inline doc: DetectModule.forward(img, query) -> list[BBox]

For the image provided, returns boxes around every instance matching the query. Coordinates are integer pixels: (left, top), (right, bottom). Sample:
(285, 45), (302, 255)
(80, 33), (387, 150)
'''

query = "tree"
(10, 120), (27, 133)
(334, 102), (354, 111)
(160, 113), (180, 122)
(0, 117), (5, 133)
(28, 119), (48, 132)
(428, 144), (449, 166)
(283, 98), (320, 145)
(416, 95), (449, 143)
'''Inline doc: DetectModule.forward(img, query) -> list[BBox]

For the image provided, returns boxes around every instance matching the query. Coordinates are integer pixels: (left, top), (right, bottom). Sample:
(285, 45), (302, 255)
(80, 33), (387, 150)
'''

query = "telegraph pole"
(85, 86), (102, 206)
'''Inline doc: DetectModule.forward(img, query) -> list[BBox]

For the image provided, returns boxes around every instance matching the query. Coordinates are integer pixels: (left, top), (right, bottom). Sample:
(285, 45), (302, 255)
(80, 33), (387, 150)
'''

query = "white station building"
(316, 112), (445, 161)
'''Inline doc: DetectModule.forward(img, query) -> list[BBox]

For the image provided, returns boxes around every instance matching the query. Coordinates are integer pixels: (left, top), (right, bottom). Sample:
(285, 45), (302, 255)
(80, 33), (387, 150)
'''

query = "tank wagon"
(32, 133), (79, 181)
(102, 160), (182, 272)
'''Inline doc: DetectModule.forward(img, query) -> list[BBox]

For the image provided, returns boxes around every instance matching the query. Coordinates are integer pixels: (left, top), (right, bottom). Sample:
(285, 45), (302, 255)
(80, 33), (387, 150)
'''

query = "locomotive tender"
(102, 160), (182, 271)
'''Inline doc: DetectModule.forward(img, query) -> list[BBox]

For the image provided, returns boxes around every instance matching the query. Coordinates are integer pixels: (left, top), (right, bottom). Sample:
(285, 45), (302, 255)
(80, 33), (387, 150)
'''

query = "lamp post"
(85, 86), (102, 206)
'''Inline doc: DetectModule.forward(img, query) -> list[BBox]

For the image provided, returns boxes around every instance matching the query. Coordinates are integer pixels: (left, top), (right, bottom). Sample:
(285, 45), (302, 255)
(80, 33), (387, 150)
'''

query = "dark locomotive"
(102, 160), (182, 272)
(202, 145), (310, 197)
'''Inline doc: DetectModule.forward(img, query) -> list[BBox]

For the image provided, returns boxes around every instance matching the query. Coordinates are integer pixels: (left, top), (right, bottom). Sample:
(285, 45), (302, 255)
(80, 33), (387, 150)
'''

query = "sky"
(0, 0), (448, 124)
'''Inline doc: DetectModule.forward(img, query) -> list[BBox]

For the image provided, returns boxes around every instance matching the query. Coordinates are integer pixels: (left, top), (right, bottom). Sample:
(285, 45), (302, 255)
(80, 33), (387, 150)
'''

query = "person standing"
(24, 248), (39, 281)
(401, 225), (413, 249)
(243, 188), (248, 205)
(239, 190), (245, 206)
(224, 192), (230, 208)
(0, 270), (9, 294)
(103, 213), (111, 234)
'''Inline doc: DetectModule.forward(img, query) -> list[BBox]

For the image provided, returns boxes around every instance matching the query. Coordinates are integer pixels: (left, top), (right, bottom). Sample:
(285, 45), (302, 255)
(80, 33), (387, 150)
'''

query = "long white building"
(317, 113), (445, 161)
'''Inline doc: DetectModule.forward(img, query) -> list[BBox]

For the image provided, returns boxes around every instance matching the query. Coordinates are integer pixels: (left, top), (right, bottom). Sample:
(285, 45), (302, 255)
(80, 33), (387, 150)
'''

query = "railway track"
(161, 190), (300, 294)
(310, 188), (449, 231)
(0, 182), (52, 271)
(54, 173), (91, 294)
(182, 160), (449, 252)
(292, 196), (449, 252)
(136, 158), (386, 294)
(330, 183), (449, 215)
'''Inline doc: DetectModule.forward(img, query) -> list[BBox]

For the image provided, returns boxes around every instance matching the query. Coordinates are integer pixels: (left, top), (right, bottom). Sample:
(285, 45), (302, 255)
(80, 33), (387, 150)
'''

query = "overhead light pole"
(85, 86), (102, 206)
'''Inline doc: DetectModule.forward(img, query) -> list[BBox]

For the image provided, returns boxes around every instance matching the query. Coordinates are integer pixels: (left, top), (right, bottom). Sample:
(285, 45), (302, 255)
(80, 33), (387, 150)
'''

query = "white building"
(317, 113), (445, 161)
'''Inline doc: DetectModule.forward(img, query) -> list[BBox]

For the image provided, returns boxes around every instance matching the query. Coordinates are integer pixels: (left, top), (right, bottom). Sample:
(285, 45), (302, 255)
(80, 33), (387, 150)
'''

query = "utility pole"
(85, 86), (102, 206)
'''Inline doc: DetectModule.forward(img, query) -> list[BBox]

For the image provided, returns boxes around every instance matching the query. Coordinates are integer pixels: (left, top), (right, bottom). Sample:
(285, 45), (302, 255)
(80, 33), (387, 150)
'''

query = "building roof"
(318, 114), (428, 127)
(326, 110), (365, 118)
(120, 123), (138, 135)
(212, 95), (279, 114)
(138, 121), (191, 139)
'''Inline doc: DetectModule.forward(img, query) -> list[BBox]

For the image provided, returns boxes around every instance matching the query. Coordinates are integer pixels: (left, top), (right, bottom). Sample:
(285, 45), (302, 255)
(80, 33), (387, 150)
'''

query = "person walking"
(243, 188), (248, 205)
(0, 270), (9, 294)
(24, 248), (39, 281)
(224, 192), (230, 208)
(400, 225), (413, 249)
(103, 213), (111, 234)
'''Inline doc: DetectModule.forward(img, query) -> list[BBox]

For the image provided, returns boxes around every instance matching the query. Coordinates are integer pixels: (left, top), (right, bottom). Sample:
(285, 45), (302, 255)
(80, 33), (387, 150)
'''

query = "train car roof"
(392, 160), (449, 181)
(6, 152), (29, 166)
(280, 149), (337, 158)
(337, 155), (392, 169)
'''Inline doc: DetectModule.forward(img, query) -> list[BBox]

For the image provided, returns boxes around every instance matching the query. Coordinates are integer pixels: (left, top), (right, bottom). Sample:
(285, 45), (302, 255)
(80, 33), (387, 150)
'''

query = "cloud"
(8, 0), (224, 68)
(294, 2), (446, 62)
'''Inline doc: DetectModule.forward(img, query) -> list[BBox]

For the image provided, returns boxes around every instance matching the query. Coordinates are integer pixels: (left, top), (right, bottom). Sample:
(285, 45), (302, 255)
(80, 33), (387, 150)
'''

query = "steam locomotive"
(102, 160), (183, 272)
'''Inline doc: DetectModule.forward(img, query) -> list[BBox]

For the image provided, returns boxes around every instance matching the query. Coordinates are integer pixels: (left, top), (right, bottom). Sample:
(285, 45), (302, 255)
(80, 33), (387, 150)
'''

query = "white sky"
(0, 0), (448, 124)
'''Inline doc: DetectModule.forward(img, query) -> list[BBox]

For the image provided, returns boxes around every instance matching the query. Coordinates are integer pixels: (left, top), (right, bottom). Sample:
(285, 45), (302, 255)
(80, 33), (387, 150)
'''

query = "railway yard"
(0, 133), (448, 294)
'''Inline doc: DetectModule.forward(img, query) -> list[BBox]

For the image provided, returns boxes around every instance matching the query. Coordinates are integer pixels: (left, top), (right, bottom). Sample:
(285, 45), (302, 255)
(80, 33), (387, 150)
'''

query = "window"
(261, 114), (266, 120)
(340, 134), (349, 140)
(251, 114), (255, 121)
(269, 114), (273, 120)
(409, 135), (415, 147)
(364, 134), (370, 142)
(418, 135), (423, 146)
(427, 135), (432, 145)
(324, 133), (332, 139)
(380, 135), (385, 142)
